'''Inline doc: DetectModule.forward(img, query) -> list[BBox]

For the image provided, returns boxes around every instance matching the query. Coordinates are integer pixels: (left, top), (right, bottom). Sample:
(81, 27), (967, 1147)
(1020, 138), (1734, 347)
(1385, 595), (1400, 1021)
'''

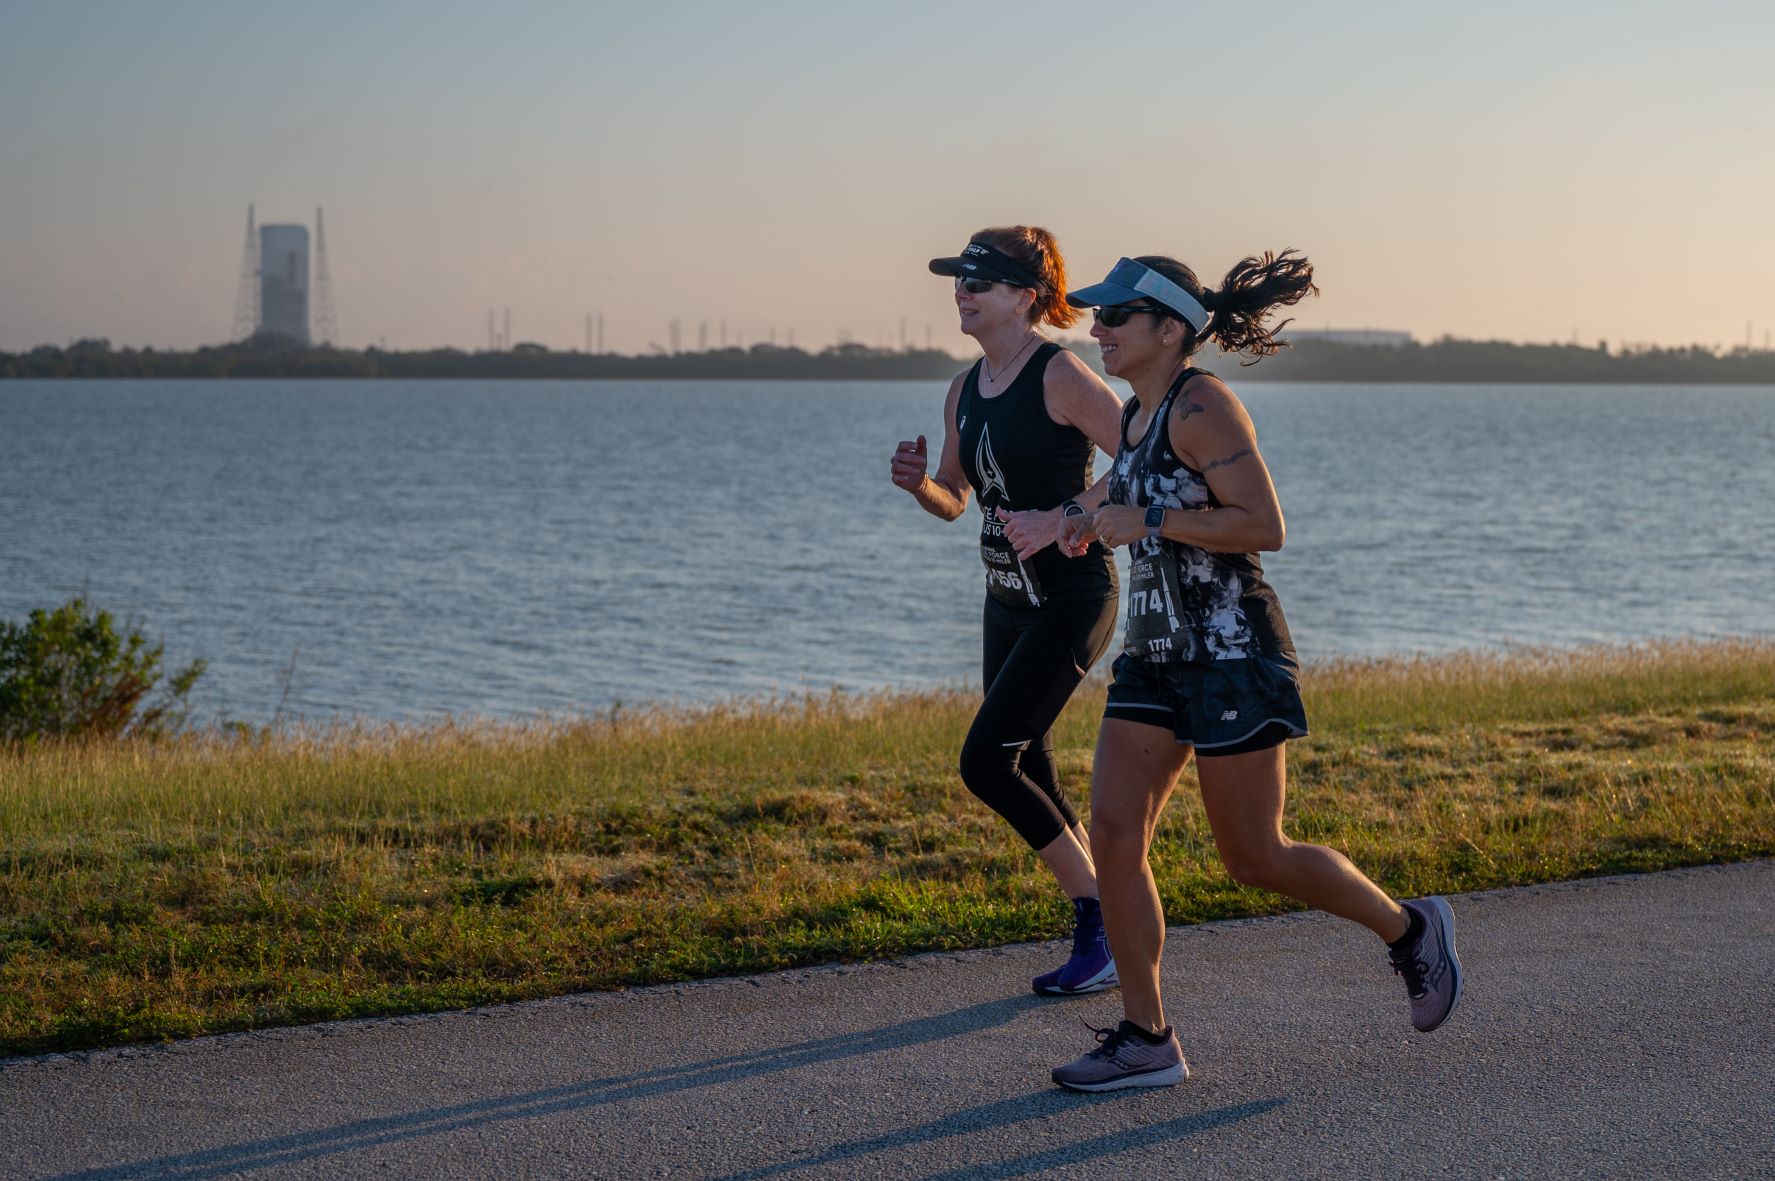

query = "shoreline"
(11, 375), (1775, 386)
(176, 633), (1775, 732)
(8, 337), (1775, 384)
(4, 638), (1772, 1056)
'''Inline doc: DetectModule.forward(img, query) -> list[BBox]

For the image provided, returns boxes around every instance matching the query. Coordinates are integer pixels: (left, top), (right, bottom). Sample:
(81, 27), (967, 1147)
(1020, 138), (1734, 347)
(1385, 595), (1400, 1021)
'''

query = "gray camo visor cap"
(1065, 257), (1210, 332)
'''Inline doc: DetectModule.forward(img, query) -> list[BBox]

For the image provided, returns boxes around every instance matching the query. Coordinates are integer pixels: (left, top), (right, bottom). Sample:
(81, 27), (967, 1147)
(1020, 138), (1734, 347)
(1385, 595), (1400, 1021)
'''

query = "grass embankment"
(3, 640), (1772, 1057)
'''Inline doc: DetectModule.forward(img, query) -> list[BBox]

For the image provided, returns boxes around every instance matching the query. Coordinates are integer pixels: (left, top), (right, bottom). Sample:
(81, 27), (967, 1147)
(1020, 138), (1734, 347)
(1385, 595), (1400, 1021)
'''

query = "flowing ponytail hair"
(1135, 249), (1317, 363)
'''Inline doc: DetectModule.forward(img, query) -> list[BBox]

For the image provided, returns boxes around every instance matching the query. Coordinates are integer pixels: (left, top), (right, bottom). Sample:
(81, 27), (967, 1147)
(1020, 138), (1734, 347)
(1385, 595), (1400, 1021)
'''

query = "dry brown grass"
(2, 640), (1770, 1056)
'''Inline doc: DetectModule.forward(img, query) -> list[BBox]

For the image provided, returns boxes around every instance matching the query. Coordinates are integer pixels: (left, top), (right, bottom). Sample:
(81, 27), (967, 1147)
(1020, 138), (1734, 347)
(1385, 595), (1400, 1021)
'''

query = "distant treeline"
(5, 335), (1775, 384)
(0, 339), (964, 381)
(1219, 338), (1775, 384)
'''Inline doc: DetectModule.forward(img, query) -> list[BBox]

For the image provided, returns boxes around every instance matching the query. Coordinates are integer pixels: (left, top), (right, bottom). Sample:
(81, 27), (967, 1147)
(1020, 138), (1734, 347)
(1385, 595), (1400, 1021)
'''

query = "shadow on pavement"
(709, 1092), (1290, 1181)
(917, 1100), (1290, 1181)
(44, 995), (1051, 1180)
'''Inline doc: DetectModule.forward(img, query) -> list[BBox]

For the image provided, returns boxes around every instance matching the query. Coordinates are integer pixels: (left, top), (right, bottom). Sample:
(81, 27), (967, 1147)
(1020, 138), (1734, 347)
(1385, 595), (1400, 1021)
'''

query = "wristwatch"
(1144, 504), (1166, 542)
(1061, 499), (1085, 518)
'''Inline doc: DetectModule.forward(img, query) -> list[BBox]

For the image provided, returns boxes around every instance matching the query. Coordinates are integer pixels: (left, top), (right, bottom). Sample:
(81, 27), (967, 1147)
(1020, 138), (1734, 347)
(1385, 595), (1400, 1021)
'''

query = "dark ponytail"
(1135, 249), (1317, 364)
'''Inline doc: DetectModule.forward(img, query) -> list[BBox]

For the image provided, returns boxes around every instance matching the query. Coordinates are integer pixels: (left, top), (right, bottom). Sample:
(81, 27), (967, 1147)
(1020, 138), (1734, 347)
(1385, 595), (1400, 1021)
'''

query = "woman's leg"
(1033, 829), (1097, 898)
(1022, 733), (1096, 890)
(1018, 597), (1118, 891)
(1029, 599), (1115, 895)
(1089, 718), (1194, 1033)
(964, 598), (1111, 898)
(1195, 744), (1408, 941)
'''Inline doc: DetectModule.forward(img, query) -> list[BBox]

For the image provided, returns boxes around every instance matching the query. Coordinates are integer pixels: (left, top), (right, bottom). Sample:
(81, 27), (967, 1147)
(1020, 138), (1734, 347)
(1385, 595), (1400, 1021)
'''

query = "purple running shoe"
(1052, 1020), (1189, 1092)
(1033, 897), (1118, 996)
(1390, 896), (1463, 1032)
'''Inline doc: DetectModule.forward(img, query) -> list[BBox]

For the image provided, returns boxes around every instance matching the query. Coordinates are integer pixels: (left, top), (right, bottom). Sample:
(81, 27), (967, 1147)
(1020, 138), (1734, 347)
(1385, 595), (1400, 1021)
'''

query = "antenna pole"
(231, 203), (260, 341)
(313, 206), (338, 346)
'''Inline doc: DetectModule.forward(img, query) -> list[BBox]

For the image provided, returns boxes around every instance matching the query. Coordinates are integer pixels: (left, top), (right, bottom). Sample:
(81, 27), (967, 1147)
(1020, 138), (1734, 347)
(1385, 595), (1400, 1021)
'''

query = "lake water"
(3, 379), (1772, 722)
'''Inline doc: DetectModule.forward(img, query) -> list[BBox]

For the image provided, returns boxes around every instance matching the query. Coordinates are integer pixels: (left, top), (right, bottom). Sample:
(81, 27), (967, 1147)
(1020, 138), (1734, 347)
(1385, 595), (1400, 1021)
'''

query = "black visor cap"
(927, 240), (1043, 289)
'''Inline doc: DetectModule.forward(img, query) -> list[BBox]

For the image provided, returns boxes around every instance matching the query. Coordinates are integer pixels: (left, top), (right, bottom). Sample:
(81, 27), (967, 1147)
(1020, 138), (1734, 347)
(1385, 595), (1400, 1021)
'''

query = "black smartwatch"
(1144, 504), (1166, 542)
(1061, 499), (1085, 518)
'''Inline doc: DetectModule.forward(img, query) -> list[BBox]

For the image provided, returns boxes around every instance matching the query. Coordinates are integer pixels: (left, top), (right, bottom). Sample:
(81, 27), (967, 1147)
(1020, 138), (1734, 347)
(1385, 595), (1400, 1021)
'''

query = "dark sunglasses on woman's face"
(1093, 304), (1170, 327)
(956, 277), (1023, 294)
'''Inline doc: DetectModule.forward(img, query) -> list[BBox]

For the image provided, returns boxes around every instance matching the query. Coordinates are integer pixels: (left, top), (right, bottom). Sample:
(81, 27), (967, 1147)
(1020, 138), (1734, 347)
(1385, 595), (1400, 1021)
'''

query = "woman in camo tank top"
(1047, 252), (1464, 1092)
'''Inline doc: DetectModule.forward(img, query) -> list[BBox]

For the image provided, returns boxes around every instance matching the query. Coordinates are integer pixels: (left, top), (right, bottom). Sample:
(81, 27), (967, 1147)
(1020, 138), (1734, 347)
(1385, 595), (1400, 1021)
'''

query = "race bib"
(981, 513), (1043, 607)
(1125, 544), (1190, 660)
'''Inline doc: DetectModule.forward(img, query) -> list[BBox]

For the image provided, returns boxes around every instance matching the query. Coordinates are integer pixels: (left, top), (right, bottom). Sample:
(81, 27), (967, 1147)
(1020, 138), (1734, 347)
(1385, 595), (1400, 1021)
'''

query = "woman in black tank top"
(1048, 253), (1464, 1092)
(889, 226), (1129, 996)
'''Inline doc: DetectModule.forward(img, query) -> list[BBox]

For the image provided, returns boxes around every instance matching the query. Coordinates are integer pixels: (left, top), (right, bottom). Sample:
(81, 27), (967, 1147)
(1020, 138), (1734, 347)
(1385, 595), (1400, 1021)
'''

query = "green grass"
(2, 639), (1772, 1056)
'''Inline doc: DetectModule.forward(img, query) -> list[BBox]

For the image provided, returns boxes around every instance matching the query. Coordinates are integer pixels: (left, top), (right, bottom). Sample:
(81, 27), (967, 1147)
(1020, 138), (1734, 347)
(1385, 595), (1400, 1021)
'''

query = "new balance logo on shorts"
(1220, 710), (1238, 721)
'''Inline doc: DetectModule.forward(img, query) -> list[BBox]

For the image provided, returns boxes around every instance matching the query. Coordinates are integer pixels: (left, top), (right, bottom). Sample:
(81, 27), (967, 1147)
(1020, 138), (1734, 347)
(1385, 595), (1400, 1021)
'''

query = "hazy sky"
(3, 1), (1772, 355)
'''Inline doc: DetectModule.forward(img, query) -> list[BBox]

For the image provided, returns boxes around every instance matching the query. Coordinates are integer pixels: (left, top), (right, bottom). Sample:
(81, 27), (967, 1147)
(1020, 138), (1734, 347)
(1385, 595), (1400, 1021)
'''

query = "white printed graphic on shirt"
(974, 423), (1042, 607)
(975, 422), (1008, 505)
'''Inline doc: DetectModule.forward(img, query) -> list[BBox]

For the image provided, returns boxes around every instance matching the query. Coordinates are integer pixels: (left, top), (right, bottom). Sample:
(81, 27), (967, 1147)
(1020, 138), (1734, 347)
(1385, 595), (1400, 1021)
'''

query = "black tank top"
(1106, 367), (1294, 662)
(957, 342), (1117, 608)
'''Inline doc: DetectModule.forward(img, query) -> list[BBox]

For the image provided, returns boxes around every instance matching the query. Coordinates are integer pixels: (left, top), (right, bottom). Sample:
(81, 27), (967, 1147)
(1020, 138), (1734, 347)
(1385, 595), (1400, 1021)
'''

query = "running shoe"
(1032, 897), (1118, 996)
(1390, 896), (1463, 1032)
(1051, 1020), (1189, 1092)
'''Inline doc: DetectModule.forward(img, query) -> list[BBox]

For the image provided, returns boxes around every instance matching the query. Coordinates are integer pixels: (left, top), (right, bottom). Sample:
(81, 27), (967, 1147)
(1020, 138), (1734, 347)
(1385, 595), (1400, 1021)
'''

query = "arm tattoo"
(1203, 448), (1253, 473)
(1174, 400), (1207, 422)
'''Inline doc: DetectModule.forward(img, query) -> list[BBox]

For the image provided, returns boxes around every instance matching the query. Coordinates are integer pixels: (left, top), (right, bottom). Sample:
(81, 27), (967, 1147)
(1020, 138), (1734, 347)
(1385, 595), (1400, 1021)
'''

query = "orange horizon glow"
(2, 2), (1771, 356)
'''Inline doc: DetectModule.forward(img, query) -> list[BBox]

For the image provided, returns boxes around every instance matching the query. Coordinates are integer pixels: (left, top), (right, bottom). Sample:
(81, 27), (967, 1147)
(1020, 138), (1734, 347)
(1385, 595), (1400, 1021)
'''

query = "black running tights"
(960, 594), (1118, 850)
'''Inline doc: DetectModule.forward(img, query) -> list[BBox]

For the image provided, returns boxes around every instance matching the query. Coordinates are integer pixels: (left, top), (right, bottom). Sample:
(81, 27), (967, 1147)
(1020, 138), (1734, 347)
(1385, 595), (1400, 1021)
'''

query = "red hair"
(968, 225), (1080, 330)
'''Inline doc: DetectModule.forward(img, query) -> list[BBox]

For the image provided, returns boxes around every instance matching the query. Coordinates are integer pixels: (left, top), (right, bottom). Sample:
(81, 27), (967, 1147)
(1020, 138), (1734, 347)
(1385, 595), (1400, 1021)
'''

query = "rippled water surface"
(3, 379), (1771, 721)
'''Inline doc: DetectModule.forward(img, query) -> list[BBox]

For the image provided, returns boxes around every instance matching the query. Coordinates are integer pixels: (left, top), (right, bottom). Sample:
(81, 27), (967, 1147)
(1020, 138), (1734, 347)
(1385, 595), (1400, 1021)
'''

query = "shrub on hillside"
(0, 597), (206, 742)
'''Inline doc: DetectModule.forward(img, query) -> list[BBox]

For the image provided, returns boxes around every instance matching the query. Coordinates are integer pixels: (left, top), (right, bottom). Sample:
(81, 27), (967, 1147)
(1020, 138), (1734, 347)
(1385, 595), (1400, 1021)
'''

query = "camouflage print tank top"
(1106, 368), (1295, 663)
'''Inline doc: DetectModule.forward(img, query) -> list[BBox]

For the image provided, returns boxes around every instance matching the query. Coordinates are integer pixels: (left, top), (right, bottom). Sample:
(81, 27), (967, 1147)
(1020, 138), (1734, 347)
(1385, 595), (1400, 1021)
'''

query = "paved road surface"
(4, 861), (1772, 1180)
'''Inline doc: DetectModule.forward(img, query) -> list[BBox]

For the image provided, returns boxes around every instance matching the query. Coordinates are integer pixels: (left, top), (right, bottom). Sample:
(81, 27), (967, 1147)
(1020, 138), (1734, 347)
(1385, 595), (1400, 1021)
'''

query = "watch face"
(1144, 505), (1166, 529)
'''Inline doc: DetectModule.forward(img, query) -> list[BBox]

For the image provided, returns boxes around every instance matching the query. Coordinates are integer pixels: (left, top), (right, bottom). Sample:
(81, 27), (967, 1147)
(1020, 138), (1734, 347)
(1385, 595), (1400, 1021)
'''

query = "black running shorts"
(1103, 650), (1309, 756)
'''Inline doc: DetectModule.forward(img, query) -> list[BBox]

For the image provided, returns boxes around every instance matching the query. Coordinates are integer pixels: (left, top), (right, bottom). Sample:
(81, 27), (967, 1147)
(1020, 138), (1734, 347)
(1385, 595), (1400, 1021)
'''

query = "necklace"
(982, 333), (1043, 385)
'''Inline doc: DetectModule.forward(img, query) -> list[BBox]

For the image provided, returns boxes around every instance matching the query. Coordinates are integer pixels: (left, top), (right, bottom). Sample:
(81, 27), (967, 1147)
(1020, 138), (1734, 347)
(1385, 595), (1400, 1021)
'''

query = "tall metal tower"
(312, 206), (338, 346)
(232, 204), (260, 342)
(258, 223), (311, 344)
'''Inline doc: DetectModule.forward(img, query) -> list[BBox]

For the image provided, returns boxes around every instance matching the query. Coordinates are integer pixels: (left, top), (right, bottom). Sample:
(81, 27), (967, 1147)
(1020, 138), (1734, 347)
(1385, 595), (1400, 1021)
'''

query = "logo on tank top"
(974, 423), (1009, 506)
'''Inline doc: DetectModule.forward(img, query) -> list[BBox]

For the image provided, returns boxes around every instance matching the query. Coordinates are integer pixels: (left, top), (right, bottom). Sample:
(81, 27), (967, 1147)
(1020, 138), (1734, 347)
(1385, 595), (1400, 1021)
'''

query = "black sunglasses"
(1093, 304), (1171, 328)
(956, 276), (1024, 294)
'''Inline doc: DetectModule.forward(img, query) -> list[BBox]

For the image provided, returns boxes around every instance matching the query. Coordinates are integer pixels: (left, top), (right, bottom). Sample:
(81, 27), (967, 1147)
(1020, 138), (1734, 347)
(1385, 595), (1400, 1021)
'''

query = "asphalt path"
(5, 861), (1772, 1180)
